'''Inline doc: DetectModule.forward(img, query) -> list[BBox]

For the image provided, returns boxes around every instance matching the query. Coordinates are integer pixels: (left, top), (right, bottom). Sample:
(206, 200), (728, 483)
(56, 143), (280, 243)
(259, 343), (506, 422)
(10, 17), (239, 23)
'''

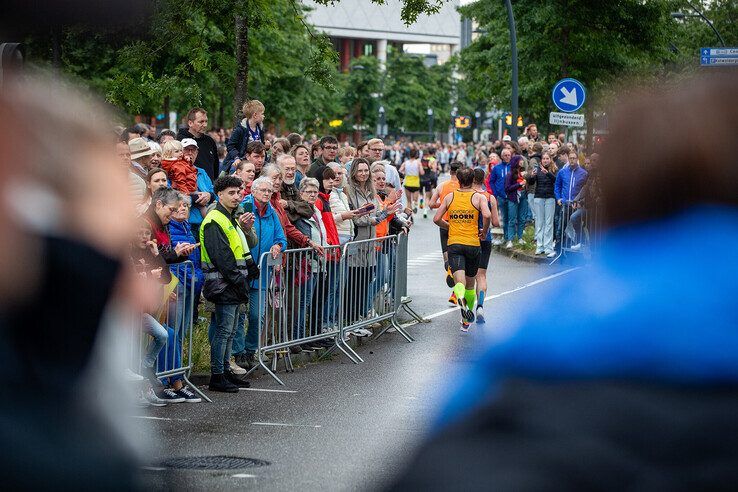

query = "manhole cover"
(157, 456), (270, 470)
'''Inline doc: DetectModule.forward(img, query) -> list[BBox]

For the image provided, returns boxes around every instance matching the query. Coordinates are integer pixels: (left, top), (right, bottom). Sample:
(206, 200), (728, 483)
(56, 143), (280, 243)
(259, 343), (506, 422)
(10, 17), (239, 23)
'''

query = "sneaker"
(534, 249), (543, 255)
(459, 299), (475, 324)
(124, 368), (144, 382)
(353, 328), (372, 337)
(413, 206), (418, 214)
(209, 373), (238, 393)
(234, 353), (251, 370)
(518, 238), (526, 245)
(491, 238), (503, 246)
(224, 370), (251, 388)
(229, 359), (247, 375)
(504, 241), (513, 249)
(419, 198), (425, 208)
(445, 268), (455, 288)
(144, 387), (168, 407)
(157, 387), (186, 403)
(460, 321), (470, 333)
(290, 345), (303, 354)
(570, 243), (582, 251)
(386, 326), (397, 333)
(448, 291), (457, 306)
(176, 386), (202, 403)
(546, 251), (557, 258)
(475, 307), (485, 324)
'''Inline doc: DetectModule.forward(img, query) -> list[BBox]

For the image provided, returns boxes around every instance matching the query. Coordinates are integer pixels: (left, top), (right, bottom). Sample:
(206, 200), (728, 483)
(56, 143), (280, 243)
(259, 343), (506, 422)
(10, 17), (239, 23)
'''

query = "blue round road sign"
(552, 78), (586, 113)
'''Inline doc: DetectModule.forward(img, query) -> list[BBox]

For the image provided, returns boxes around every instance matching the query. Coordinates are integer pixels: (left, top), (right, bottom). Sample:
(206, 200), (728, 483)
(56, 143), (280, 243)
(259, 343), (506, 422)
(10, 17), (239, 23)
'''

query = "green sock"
(453, 283), (465, 301)
(464, 289), (476, 309)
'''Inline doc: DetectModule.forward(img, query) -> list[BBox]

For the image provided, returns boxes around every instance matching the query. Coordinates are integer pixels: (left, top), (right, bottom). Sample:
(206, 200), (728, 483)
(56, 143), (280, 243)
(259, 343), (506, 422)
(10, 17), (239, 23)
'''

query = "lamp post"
(378, 105), (386, 138)
(671, 2), (725, 47)
(504, 0), (519, 140)
(427, 108), (434, 141)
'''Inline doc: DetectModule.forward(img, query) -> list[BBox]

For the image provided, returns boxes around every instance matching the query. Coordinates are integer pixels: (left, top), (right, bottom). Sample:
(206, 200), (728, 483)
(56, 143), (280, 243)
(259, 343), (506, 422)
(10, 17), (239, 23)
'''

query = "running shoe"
(475, 306), (485, 324)
(420, 198), (425, 208)
(459, 299), (475, 324)
(448, 292), (458, 306)
(460, 321), (470, 333)
(176, 386), (202, 403)
(445, 268), (455, 288)
(423, 208), (428, 218)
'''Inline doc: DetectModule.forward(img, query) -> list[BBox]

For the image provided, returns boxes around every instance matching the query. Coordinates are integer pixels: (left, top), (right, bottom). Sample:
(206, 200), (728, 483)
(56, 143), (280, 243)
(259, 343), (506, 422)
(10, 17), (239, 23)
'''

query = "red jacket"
(316, 193), (340, 246)
(162, 158), (198, 194)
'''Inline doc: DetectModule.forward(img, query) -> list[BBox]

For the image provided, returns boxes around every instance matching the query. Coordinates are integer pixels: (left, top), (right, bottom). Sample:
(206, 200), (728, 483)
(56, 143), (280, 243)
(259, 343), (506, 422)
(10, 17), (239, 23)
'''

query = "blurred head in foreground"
(390, 72), (738, 490)
(0, 73), (137, 488)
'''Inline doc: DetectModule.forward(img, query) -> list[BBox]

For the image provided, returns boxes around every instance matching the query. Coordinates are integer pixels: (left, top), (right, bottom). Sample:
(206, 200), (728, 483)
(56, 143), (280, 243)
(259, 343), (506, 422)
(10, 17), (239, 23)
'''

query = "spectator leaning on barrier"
(177, 107), (219, 180)
(232, 175), (286, 370)
(200, 175), (258, 393)
(224, 99), (265, 173)
(529, 152), (558, 257)
(328, 162), (357, 245)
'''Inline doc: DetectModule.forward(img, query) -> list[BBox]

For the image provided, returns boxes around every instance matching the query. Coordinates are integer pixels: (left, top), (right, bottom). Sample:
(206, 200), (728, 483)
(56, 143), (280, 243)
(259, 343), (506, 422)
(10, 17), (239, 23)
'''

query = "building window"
(364, 43), (374, 56)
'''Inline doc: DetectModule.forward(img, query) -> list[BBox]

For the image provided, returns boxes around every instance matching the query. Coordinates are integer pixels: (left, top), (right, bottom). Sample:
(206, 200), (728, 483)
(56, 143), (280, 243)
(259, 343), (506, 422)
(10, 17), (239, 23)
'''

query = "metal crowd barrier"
(550, 201), (602, 264)
(247, 233), (425, 386)
(134, 260), (211, 402)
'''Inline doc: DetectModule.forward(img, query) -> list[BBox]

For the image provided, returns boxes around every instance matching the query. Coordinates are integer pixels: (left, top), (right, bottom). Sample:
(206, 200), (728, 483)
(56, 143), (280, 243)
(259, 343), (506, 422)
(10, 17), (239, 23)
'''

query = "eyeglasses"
(323, 145), (338, 151)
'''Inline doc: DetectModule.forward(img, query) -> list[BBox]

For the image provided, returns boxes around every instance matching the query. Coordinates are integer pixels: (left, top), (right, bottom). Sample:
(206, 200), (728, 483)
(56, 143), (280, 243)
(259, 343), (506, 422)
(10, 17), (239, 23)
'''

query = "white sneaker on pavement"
(504, 241), (513, 249)
(518, 238), (526, 245)
(546, 251), (557, 258)
(570, 243), (582, 251)
(229, 359), (247, 375)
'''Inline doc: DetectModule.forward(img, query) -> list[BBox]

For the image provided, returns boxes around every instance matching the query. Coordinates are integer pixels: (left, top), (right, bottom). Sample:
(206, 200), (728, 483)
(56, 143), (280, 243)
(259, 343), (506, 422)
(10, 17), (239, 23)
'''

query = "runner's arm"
(429, 188), (441, 209)
(433, 194), (452, 230)
(488, 195), (500, 228)
(475, 193), (491, 238)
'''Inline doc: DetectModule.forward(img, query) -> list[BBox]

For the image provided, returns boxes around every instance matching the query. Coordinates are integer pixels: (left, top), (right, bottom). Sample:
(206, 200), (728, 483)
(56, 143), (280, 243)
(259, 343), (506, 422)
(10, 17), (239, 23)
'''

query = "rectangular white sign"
(702, 48), (738, 57)
(702, 57), (738, 66)
(549, 112), (585, 127)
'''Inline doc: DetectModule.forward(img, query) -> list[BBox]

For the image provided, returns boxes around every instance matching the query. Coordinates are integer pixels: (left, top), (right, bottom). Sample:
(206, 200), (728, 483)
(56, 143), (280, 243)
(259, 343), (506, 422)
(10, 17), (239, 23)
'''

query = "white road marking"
(232, 474), (257, 478)
(402, 267), (581, 325)
(251, 422), (322, 428)
(132, 415), (188, 422)
(141, 466), (166, 471)
(239, 387), (297, 394)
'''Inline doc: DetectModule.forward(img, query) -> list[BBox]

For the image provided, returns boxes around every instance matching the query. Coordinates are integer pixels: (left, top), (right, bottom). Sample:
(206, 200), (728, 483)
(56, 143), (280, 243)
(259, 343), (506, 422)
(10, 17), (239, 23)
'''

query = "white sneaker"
(504, 241), (513, 249)
(546, 251), (557, 258)
(353, 328), (372, 337)
(570, 243), (582, 251)
(491, 238), (503, 246)
(229, 359), (247, 375)
(125, 368), (144, 382)
(518, 238), (526, 245)
(386, 327), (397, 333)
(534, 249), (543, 255)
(145, 387), (168, 407)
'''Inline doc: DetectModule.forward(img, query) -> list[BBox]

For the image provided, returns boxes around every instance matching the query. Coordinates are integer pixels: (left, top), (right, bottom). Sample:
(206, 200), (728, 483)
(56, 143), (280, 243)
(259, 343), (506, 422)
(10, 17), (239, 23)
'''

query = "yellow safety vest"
(199, 209), (253, 280)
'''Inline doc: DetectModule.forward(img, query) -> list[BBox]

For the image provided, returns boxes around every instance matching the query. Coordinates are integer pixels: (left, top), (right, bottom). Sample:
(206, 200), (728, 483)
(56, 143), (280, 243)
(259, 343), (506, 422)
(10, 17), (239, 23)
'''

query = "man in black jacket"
(307, 135), (338, 180)
(200, 175), (258, 392)
(177, 107), (220, 180)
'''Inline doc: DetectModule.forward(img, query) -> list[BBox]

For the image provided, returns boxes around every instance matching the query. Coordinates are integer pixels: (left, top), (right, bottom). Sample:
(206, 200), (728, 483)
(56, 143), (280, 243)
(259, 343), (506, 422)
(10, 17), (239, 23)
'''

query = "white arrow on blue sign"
(552, 78), (586, 113)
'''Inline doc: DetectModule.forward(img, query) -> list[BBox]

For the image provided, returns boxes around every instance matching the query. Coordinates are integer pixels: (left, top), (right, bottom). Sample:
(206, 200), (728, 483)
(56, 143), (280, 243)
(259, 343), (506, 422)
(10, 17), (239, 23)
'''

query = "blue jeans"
(505, 200), (526, 241)
(496, 196), (508, 239)
(323, 262), (341, 326)
(232, 289), (263, 356)
(156, 325), (182, 384)
(209, 303), (240, 374)
(142, 314), (167, 369)
(293, 273), (317, 340)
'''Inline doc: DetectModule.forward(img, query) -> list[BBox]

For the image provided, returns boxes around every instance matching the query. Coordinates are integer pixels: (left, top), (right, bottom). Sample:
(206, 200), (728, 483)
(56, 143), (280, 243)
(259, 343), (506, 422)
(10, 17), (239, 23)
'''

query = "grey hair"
(177, 192), (191, 206)
(275, 153), (295, 168)
(259, 164), (281, 178)
(327, 162), (343, 172)
(251, 176), (272, 192)
(299, 177), (320, 192)
(370, 162), (386, 174)
(152, 187), (181, 206)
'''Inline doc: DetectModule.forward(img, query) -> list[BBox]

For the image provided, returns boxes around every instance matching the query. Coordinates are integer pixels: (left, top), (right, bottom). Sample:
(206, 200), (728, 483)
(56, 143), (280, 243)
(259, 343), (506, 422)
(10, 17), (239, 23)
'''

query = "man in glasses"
(308, 135), (339, 181)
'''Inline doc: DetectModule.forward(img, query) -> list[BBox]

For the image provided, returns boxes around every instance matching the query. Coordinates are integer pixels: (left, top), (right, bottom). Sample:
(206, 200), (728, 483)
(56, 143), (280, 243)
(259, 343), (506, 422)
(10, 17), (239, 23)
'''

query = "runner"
(433, 167), (491, 332)
(399, 148), (424, 214)
(429, 161), (461, 304)
(472, 168), (499, 323)
(419, 147), (438, 219)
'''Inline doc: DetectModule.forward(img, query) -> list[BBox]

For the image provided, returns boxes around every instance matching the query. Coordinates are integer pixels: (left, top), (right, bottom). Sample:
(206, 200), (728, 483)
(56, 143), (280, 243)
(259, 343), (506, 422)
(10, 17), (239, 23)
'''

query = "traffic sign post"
(549, 112), (585, 127)
(552, 78), (586, 113)
(700, 47), (738, 66)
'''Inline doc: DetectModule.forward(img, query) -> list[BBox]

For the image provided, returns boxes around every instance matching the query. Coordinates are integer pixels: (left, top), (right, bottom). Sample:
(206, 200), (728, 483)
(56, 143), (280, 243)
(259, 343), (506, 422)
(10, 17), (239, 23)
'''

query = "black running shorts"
(404, 185), (421, 193)
(440, 228), (449, 254)
(479, 240), (492, 270)
(447, 243), (480, 277)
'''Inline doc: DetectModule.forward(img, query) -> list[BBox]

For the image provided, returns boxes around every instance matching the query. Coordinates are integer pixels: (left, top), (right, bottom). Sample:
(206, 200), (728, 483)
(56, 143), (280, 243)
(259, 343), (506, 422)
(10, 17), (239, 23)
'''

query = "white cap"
(502, 135), (512, 142)
(181, 138), (198, 148)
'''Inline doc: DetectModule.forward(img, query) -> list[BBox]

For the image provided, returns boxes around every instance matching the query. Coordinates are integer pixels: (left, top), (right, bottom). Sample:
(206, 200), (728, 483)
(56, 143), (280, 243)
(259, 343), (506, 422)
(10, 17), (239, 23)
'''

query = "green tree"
(344, 56), (381, 134)
(459, 0), (676, 145)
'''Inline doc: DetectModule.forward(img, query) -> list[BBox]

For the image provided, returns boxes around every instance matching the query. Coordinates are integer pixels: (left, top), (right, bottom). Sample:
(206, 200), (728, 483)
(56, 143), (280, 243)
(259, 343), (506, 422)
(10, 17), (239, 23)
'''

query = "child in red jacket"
(161, 140), (207, 217)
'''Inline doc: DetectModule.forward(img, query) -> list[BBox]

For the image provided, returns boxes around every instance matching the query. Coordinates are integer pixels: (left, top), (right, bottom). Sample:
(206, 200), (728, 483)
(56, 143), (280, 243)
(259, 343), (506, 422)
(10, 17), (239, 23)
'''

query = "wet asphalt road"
(136, 181), (574, 491)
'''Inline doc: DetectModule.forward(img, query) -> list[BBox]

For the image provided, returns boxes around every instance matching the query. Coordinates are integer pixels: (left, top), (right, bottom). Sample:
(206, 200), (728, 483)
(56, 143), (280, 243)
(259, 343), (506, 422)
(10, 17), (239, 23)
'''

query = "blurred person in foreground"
(389, 72), (738, 490)
(0, 75), (139, 488)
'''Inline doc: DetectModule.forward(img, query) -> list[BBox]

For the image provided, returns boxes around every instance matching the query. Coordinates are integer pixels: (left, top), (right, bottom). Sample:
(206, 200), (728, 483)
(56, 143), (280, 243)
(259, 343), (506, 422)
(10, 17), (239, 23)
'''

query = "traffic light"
(454, 116), (471, 129)
(0, 43), (24, 87)
(505, 113), (512, 126)
(517, 115), (524, 127)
